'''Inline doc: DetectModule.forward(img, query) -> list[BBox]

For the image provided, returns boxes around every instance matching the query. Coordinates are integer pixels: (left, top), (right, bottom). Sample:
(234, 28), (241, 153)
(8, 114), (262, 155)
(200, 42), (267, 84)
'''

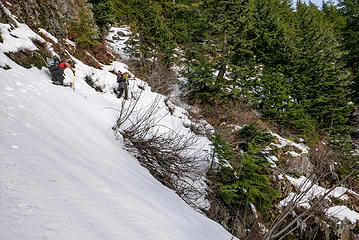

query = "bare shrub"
(264, 168), (359, 240)
(74, 49), (102, 69)
(84, 74), (104, 93)
(113, 95), (208, 208)
(112, 90), (143, 132)
(87, 42), (114, 65)
(310, 141), (340, 184)
(124, 127), (207, 205)
(146, 61), (177, 96)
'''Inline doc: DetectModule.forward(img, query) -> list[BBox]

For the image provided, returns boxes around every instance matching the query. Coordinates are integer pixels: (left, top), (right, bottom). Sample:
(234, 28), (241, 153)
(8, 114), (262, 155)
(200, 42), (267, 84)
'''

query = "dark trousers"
(117, 81), (128, 99)
(51, 69), (64, 85)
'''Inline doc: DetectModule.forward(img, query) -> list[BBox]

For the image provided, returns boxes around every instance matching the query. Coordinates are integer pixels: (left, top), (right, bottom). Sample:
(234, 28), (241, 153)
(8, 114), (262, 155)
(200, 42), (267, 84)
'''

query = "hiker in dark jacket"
(49, 58), (75, 85)
(116, 71), (129, 100)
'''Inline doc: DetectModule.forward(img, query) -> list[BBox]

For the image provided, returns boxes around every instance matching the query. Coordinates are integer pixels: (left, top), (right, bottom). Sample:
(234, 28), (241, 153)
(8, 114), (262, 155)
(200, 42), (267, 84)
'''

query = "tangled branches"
(113, 95), (209, 208)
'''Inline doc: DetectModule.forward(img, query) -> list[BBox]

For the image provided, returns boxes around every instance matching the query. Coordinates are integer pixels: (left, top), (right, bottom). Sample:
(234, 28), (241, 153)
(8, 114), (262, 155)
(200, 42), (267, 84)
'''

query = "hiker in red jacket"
(49, 58), (75, 85)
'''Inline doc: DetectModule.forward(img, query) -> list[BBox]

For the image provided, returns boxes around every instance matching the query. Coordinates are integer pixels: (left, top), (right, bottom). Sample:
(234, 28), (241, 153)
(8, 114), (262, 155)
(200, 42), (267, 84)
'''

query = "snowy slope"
(0, 7), (235, 238)
(0, 60), (235, 240)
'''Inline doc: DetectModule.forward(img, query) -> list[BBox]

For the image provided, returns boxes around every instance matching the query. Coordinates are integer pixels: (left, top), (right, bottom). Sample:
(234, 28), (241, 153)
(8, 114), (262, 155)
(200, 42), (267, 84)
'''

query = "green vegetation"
(340, 0), (359, 104)
(5, 50), (45, 69)
(88, 0), (115, 31)
(211, 126), (279, 214)
(86, 0), (359, 232)
(69, 9), (99, 47)
(87, 0), (356, 137)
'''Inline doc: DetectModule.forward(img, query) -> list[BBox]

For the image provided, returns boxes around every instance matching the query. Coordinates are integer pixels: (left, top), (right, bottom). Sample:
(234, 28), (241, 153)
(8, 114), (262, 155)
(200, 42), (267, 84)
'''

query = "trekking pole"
(72, 72), (75, 92)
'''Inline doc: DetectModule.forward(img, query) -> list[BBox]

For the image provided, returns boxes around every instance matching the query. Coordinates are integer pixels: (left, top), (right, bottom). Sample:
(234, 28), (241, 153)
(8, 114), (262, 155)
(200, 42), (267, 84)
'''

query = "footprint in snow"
(27, 85), (41, 95)
(17, 203), (37, 214)
(4, 92), (15, 97)
(5, 86), (13, 91)
(15, 82), (22, 86)
(11, 145), (19, 149)
(4, 181), (15, 191)
(18, 105), (25, 109)
(20, 89), (27, 93)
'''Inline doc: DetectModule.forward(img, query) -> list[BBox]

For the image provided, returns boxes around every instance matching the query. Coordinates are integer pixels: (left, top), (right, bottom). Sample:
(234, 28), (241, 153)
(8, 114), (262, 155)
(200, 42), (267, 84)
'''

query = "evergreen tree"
(340, 0), (359, 103)
(184, 0), (259, 103)
(247, 0), (297, 123)
(125, 0), (174, 67)
(211, 127), (280, 214)
(292, 1), (352, 133)
(88, 0), (115, 31)
(69, 9), (99, 47)
(104, 0), (353, 134)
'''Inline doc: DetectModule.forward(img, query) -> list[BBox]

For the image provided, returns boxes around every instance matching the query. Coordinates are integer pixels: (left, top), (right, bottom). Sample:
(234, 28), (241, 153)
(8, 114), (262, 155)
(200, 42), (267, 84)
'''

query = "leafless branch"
(265, 166), (359, 240)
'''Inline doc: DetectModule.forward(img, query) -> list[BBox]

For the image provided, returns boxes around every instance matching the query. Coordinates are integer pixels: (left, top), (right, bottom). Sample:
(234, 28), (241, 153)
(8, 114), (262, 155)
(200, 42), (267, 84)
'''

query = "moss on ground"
(5, 50), (46, 69)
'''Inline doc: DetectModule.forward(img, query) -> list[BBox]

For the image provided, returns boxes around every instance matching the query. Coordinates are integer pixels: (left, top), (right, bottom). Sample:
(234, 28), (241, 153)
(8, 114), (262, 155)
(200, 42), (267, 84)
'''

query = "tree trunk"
(138, 22), (145, 71)
(217, 36), (229, 86)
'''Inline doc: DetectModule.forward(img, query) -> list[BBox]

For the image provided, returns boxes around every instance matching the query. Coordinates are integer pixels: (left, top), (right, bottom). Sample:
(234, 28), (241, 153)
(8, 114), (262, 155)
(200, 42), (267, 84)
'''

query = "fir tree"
(122, 0), (174, 67)
(340, 0), (359, 103)
(292, 1), (352, 133)
(69, 9), (99, 47)
(88, 0), (115, 31)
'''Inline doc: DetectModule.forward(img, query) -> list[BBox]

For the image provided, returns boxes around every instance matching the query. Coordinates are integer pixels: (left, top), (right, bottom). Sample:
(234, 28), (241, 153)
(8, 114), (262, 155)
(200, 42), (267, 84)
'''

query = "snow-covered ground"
(277, 175), (359, 224)
(106, 27), (133, 60)
(0, 5), (235, 240)
(0, 65), (234, 240)
(1, 2), (358, 238)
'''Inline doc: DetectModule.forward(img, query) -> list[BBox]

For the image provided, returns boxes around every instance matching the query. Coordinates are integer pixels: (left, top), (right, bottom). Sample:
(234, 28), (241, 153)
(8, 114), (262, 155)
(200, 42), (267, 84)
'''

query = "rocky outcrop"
(2, 0), (95, 39)
(266, 134), (314, 176)
(278, 146), (313, 176)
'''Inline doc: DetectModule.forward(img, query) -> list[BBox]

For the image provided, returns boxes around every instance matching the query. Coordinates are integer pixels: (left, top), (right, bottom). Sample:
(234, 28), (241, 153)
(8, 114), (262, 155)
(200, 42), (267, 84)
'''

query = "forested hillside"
(87, 0), (359, 238)
(2, 0), (359, 239)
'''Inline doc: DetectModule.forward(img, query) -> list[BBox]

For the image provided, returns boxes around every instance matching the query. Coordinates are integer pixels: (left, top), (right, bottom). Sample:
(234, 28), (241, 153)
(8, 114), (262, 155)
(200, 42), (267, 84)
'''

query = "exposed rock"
(205, 202), (250, 239)
(4, 0), (96, 39)
(280, 151), (314, 177)
(333, 220), (359, 240)
(268, 136), (314, 176)
(0, 2), (15, 24)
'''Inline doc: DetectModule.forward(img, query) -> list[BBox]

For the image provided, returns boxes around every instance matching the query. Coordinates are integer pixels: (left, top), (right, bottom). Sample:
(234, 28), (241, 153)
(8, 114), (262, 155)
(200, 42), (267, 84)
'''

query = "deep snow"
(0, 6), (235, 238)
(1, 3), (358, 238)
(0, 63), (234, 240)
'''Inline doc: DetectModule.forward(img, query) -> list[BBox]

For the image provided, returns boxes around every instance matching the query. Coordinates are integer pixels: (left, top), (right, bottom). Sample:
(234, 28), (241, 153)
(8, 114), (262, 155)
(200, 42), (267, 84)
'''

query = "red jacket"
(58, 62), (67, 70)
(58, 62), (75, 72)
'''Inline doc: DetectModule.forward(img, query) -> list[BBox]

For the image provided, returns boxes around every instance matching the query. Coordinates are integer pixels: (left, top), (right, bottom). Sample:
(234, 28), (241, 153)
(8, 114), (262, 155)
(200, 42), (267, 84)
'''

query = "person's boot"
(117, 89), (123, 98)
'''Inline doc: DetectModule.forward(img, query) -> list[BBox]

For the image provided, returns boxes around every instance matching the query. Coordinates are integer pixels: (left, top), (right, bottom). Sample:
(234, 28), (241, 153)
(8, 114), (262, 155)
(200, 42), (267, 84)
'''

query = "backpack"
(116, 73), (124, 83)
(47, 57), (60, 72)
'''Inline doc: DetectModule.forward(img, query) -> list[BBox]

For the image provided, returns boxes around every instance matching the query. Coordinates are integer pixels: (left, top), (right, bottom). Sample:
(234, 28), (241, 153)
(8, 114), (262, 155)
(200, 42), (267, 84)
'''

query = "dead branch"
(114, 95), (209, 208)
(265, 166), (359, 240)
